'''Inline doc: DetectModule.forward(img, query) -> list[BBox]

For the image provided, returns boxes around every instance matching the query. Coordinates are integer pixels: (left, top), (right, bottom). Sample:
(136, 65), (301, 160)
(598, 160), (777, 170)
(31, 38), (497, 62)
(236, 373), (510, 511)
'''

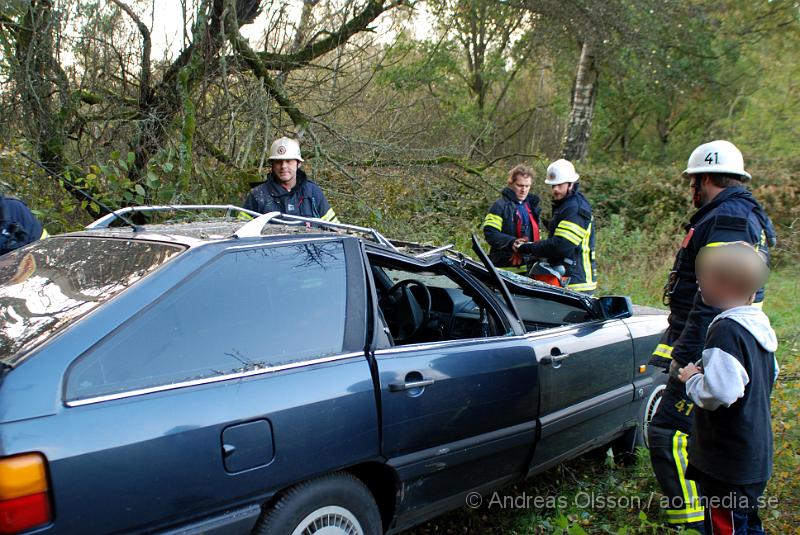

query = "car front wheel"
(612, 374), (668, 463)
(253, 473), (383, 535)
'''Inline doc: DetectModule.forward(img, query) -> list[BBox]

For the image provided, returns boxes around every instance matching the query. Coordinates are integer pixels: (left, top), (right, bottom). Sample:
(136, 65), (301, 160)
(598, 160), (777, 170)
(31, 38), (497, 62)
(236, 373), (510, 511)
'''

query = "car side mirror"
(599, 295), (634, 319)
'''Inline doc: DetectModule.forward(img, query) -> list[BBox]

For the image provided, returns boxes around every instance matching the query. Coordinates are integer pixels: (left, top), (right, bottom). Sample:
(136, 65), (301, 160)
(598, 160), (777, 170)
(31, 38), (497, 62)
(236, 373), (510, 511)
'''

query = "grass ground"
(406, 267), (800, 535)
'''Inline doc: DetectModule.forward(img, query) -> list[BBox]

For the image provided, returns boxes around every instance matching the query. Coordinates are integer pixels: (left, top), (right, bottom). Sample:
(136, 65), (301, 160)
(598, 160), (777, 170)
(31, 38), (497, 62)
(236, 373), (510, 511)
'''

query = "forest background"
(1, 0), (798, 532)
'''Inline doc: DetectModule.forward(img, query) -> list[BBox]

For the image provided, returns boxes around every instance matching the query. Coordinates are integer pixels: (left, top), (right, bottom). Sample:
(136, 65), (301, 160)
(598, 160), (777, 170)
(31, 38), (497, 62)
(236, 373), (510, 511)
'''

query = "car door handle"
(541, 350), (570, 365)
(389, 379), (435, 391)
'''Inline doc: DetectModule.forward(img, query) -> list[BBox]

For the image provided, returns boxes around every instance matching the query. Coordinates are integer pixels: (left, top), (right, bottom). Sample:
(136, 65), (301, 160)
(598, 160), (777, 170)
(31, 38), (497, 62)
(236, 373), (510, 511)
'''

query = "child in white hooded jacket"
(678, 242), (778, 535)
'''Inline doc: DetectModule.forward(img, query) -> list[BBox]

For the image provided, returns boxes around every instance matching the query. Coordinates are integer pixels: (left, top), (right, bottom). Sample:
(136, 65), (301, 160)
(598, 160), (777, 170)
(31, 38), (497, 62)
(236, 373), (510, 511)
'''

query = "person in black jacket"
(677, 242), (777, 535)
(0, 194), (48, 256)
(243, 137), (339, 222)
(515, 159), (597, 293)
(647, 140), (776, 533)
(482, 165), (542, 273)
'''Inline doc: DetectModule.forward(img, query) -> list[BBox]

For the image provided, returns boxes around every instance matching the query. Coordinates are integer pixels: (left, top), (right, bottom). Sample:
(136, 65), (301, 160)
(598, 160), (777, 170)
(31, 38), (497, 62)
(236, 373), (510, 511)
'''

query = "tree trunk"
(562, 41), (599, 162)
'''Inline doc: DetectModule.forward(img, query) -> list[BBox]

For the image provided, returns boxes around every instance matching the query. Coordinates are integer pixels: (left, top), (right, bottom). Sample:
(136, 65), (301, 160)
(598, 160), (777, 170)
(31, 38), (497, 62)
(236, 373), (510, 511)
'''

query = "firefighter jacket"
(0, 195), (48, 256)
(243, 169), (339, 222)
(650, 185), (776, 374)
(482, 188), (542, 269)
(518, 183), (596, 292)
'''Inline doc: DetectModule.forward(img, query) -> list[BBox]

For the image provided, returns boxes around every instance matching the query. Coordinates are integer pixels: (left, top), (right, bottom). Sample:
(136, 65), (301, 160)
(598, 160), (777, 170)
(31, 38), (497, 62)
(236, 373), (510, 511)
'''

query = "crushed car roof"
(69, 218), (338, 246)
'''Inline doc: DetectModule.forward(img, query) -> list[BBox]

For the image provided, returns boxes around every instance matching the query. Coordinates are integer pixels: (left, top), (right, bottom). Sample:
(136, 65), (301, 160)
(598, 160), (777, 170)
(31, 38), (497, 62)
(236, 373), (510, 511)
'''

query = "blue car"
(0, 207), (667, 535)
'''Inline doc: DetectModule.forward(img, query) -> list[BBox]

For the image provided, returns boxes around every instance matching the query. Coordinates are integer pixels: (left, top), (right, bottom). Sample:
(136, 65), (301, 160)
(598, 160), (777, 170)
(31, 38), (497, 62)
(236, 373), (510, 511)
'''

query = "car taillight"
(0, 453), (51, 534)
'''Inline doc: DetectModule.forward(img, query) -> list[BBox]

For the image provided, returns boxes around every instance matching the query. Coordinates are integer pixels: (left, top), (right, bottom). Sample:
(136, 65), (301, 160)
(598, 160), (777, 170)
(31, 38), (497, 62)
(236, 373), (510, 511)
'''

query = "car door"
(526, 316), (635, 474)
(365, 251), (538, 528)
(48, 237), (380, 533)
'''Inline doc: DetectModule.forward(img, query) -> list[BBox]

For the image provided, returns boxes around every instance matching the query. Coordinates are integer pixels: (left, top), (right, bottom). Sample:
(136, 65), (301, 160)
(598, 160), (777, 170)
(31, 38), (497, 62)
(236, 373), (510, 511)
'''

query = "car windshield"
(0, 237), (185, 365)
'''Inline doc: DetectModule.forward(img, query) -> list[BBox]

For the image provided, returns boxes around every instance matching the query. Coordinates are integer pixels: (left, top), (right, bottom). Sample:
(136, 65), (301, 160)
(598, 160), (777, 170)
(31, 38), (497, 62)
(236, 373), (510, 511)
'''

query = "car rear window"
(0, 237), (185, 365)
(65, 240), (348, 402)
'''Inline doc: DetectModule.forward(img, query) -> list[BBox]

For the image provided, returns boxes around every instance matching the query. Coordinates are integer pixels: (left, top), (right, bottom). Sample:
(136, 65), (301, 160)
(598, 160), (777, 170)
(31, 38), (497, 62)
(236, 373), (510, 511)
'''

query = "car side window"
(66, 240), (348, 402)
(511, 292), (592, 332)
(370, 260), (504, 345)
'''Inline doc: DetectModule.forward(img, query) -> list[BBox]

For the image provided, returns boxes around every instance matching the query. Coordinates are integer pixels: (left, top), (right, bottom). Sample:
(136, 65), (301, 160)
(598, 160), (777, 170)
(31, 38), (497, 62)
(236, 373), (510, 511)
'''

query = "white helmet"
(268, 137), (303, 162)
(683, 140), (750, 181)
(545, 159), (579, 185)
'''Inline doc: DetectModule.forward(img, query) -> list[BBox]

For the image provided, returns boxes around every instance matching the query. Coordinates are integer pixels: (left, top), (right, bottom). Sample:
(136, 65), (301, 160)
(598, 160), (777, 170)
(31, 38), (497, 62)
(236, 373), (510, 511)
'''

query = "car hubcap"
(291, 505), (365, 535)
(643, 384), (666, 448)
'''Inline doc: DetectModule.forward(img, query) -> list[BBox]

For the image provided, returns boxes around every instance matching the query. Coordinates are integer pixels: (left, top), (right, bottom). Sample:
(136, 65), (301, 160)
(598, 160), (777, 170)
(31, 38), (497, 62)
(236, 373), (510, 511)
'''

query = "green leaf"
(134, 184), (146, 196)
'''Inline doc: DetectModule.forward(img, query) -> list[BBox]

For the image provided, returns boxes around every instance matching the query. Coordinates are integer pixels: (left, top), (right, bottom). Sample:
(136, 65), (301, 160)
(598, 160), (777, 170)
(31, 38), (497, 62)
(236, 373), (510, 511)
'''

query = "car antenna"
(17, 151), (143, 232)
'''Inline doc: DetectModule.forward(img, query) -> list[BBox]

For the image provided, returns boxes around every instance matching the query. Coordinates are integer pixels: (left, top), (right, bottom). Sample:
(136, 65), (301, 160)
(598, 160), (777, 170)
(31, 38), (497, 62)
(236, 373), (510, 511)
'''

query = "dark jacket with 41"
(243, 169), (339, 222)
(650, 186), (776, 377)
(518, 183), (597, 293)
(482, 188), (542, 267)
(0, 195), (47, 256)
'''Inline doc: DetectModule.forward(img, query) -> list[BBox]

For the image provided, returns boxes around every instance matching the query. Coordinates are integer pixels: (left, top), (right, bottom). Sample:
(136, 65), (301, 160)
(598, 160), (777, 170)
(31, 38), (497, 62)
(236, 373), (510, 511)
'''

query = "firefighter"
(647, 140), (776, 533)
(482, 164), (543, 273)
(243, 137), (339, 222)
(515, 159), (597, 293)
(0, 194), (48, 256)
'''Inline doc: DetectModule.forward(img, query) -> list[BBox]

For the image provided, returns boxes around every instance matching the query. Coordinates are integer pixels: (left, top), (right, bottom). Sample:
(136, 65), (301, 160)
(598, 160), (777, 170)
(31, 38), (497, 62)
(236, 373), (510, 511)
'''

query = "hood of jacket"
(689, 186), (777, 246)
(711, 305), (778, 352)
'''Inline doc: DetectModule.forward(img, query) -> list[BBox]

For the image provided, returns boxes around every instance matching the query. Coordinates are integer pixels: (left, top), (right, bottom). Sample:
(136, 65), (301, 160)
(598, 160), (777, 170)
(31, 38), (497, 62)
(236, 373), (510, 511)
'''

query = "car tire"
(252, 472), (383, 535)
(612, 374), (667, 464)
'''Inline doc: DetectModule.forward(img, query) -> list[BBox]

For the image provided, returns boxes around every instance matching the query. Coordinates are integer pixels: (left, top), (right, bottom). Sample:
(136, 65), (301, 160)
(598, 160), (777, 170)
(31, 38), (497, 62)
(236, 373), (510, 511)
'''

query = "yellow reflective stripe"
(567, 282), (597, 291)
(581, 221), (593, 286)
(321, 208), (337, 222)
(706, 241), (744, 248)
(653, 344), (673, 359)
(483, 213), (503, 231)
(331, 216), (341, 224)
(40, 229), (49, 239)
(554, 228), (582, 245)
(666, 508), (705, 524)
(237, 211), (254, 221)
(672, 431), (702, 521)
(753, 300), (764, 309)
(557, 220), (588, 237)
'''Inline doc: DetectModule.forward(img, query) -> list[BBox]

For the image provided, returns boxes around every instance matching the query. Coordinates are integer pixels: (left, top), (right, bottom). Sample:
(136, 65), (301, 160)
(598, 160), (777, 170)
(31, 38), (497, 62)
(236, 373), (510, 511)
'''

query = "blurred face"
(551, 182), (571, 201)
(510, 174), (532, 201)
(271, 159), (299, 185)
(697, 270), (753, 310)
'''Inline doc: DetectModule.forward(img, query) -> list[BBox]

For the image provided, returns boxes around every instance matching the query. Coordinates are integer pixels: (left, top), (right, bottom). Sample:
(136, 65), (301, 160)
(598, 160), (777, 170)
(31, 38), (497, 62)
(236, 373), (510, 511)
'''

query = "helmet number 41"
(704, 152), (719, 164)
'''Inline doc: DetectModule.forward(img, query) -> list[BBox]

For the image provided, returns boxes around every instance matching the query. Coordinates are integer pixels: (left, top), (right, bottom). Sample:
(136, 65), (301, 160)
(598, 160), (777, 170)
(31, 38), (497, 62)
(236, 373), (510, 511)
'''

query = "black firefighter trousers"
(648, 382), (705, 532)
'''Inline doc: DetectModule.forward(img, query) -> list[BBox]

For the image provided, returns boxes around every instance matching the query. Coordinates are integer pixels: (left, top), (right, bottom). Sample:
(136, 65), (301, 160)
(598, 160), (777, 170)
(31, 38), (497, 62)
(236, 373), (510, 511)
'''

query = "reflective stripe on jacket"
(519, 183), (596, 292)
(482, 188), (542, 268)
